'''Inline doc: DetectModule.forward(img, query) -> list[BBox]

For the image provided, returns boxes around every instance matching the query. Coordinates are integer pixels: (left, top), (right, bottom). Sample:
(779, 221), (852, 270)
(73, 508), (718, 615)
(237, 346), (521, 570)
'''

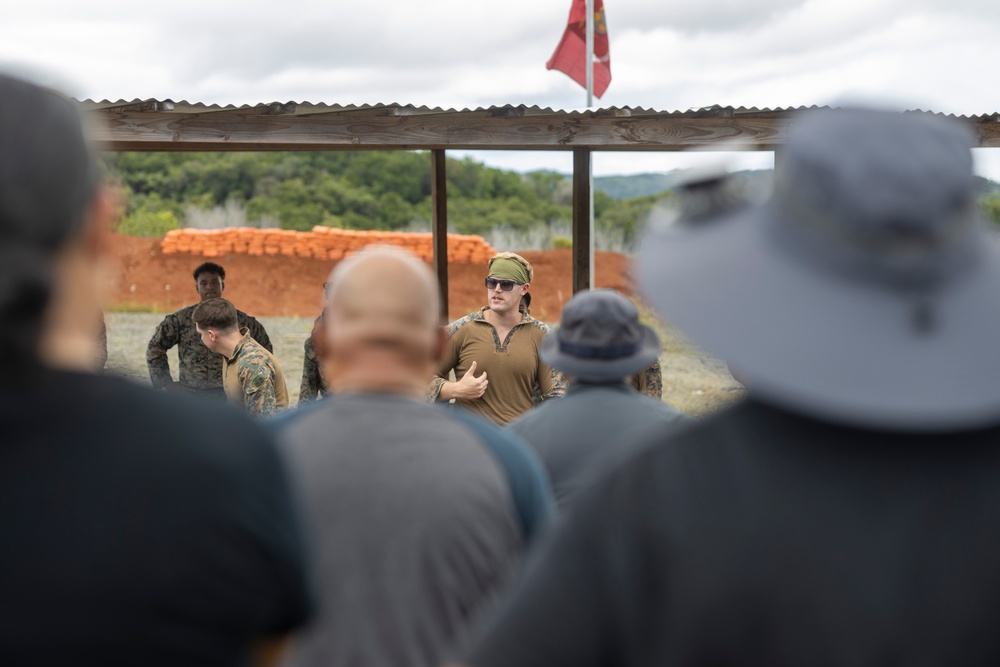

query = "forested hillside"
(105, 151), (668, 252)
(104, 152), (1000, 250)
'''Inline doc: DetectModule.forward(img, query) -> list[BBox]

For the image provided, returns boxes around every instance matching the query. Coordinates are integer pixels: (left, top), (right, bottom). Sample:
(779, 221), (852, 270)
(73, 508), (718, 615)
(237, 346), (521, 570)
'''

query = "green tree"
(117, 209), (179, 237)
(984, 197), (1000, 226)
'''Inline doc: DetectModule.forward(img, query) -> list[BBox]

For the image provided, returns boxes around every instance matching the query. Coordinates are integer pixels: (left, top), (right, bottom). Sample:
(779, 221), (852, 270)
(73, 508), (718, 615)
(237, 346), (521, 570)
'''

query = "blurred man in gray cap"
(507, 289), (688, 509)
(450, 108), (1000, 667)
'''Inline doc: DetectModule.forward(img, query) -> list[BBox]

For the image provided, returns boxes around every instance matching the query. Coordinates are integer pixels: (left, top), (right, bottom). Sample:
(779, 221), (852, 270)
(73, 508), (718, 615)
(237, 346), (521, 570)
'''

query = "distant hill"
(595, 173), (675, 199)
(594, 170), (773, 200)
(597, 171), (1000, 200)
(975, 176), (1000, 197)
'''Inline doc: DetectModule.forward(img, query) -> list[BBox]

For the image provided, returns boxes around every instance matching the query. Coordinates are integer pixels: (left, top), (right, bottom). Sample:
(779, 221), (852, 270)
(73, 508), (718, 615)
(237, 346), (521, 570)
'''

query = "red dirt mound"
(106, 234), (635, 321)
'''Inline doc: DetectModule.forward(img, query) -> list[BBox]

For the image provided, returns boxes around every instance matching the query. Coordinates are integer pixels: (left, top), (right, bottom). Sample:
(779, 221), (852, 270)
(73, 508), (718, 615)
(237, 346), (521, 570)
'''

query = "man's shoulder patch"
(251, 371), (267, 389)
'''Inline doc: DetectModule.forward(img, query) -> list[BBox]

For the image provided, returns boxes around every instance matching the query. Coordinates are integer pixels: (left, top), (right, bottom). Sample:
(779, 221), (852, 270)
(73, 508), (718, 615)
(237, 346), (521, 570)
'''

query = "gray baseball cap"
(637, 108), (1000, 431)
(541, 289), (661, 382)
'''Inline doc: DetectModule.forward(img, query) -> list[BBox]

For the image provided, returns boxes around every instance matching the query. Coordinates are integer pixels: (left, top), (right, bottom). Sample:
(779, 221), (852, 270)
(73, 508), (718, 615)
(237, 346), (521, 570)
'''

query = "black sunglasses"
(485, 278), (524, 292)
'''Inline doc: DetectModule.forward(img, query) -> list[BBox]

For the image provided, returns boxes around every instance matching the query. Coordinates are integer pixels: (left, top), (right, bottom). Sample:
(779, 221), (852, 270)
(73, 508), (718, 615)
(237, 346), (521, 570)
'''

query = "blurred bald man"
(273, 247), (554, 667)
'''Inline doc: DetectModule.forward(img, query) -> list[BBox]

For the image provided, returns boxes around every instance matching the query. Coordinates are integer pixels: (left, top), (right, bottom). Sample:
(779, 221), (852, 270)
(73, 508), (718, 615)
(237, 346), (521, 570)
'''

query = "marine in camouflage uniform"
(146, 262), (272, 397)
(630, 358), (663, 399)
(222, 328), (289, 418)
(146, 305), (272, 394)
(299, 312), (329, 404)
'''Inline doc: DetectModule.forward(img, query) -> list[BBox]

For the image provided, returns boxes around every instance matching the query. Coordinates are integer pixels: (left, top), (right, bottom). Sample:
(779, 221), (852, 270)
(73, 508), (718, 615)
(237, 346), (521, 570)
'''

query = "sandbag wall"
(160, 226), (496, 263)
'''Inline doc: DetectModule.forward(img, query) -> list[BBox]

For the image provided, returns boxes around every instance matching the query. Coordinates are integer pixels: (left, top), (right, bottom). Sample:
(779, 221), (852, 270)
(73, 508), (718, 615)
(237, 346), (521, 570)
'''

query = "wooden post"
(431, 149), (449, 320)
(572, 148), (592, 294)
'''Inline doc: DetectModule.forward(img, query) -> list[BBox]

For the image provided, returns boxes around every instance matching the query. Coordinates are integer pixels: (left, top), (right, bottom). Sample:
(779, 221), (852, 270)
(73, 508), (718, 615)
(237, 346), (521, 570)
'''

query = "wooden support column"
(431, 149), (449, 320)
(572, 148), (592, 294)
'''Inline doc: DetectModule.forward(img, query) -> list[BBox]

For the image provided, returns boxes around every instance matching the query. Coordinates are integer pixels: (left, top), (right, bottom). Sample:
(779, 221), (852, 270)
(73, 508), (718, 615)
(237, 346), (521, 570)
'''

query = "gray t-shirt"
(508, 381), (690, 509)
(277, 394), (524, 667)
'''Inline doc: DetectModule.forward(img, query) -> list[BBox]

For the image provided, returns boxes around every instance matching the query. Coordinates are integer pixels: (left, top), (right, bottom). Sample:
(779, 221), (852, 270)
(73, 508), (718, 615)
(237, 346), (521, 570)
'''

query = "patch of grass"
(634, 300), (701, 356)
(633, 296), (746, 417)
(107, 302), (168, 314)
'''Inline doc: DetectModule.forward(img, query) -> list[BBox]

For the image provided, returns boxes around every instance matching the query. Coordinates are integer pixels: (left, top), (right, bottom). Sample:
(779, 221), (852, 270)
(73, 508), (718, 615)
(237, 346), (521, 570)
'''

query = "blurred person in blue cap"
(507, 288), (688, 509)
(0, 72), (312, 666)
(450, 108), (1000, 667)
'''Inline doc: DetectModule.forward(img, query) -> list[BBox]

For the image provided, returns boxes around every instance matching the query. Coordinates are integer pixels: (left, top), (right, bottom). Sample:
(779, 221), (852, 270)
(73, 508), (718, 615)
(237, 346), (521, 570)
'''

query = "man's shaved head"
(323, 246), (443, 396)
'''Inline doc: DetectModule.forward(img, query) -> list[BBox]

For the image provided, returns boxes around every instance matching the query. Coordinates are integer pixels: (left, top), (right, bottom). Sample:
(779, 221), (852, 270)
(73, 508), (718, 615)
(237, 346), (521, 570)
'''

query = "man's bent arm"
(429, 324), (462, 402)
(299, 338), (323, 404)
(536, 359), (566, 402)
(244, 365), (279, 417)
(146, 313), (180, 389)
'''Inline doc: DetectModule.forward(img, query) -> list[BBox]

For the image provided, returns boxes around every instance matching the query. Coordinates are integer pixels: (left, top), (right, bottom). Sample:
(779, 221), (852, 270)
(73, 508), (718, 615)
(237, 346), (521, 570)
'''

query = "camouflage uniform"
(222, 328), (289, 418)
(97, 311), (108, 372)
(299, 336), (329, 404)
(630, 358), (664, 400)
(146, 303), (272, 395)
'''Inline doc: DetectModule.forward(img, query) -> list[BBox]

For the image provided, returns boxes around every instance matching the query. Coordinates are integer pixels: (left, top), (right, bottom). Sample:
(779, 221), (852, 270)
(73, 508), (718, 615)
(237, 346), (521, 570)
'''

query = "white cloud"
(1, 0), (998, 177)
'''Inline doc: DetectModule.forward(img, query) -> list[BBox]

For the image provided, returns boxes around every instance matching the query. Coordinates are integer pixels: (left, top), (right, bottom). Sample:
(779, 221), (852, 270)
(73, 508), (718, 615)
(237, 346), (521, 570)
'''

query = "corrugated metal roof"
(77, 99), (1000, 121)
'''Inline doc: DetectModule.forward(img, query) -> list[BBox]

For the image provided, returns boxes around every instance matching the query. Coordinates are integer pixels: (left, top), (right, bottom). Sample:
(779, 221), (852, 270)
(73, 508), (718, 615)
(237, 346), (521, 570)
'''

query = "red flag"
(546, 0), (611, 99)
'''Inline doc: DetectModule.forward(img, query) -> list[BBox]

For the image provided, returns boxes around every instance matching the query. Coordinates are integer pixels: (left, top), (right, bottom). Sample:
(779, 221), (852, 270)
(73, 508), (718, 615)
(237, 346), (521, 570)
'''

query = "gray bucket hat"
(541, 289), (661, 382)
(637, 108), (1000, 432)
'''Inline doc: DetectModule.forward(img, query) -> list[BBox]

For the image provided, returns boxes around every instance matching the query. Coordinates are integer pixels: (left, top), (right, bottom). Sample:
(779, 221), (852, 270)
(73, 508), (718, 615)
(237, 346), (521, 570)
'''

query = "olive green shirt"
(222, 329), (289, 417)
(431, 308), (565, 425)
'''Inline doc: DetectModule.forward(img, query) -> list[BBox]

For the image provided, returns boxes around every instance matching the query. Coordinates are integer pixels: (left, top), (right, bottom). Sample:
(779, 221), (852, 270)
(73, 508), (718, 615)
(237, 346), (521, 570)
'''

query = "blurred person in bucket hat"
(0, 72), (312, 666)
(507, 289), (689, 509)
(449, 108), (1000, 667)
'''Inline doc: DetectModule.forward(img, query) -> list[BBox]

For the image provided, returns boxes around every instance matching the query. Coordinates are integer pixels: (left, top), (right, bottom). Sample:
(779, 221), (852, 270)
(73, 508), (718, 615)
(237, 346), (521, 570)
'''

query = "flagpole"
(585, 0), (594, 108)
(585, 0), (595, 287)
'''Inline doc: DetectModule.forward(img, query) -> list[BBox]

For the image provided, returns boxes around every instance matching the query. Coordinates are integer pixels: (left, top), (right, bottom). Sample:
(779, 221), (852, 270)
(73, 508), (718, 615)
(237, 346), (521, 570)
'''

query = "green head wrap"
(488, 257), (531, 284)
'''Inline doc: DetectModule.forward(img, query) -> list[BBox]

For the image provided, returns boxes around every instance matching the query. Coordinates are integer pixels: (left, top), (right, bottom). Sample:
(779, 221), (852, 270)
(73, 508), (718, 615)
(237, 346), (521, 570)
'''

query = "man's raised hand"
(454, 361), (488, 399)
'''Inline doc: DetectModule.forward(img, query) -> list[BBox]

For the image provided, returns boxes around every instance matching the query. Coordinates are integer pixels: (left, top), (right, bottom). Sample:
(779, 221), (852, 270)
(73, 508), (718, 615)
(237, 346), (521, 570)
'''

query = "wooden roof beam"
(87, 109), (1000, 152)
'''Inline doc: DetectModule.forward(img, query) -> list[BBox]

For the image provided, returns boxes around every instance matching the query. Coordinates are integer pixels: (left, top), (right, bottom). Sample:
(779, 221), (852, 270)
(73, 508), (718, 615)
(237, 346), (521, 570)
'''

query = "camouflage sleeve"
(96, 311), (108, 371)
(536, 363), (566, 402)
(428, 318), (465, 402)
(534, 327), (566, 402)
(146, 312), (180, 389)
(298, 338), (323, 404)
(245, 316), (274, 353)
(241, 361), (278, 418)
(638, 358), (663, 399)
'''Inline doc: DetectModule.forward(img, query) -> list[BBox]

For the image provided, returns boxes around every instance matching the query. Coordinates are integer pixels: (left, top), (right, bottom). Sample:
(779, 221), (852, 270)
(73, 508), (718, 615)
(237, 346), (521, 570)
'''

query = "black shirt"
(466, 398), (1000, 666)
(0, 371), (312, 666)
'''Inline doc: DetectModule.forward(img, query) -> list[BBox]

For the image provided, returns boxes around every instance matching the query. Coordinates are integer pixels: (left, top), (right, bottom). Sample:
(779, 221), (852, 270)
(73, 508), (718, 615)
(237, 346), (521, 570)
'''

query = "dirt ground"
(106, 312), (743, 416)
(105, 234), (743, 415)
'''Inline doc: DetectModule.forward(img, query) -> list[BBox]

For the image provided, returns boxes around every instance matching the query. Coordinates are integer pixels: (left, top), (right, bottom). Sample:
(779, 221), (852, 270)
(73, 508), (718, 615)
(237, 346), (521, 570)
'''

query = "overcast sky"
(3, 0), (999, 179)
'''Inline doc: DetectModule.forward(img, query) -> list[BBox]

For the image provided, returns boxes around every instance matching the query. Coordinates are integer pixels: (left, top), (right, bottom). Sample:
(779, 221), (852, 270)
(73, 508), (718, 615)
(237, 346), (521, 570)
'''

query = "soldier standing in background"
(299, 283), (330, 404)
(193, 298), (288, 417)
(630, 358), (663, 399)
(146, 261), (272, 399)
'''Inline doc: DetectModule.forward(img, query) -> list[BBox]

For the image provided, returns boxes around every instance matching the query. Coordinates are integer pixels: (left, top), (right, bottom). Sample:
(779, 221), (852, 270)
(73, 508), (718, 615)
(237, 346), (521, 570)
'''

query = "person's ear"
(521, 283), (530, 296)
(219, 279), (225, 293)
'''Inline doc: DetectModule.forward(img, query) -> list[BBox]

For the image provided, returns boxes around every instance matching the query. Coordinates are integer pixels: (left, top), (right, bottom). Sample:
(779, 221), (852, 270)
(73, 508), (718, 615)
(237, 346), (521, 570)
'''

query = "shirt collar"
(226, 327), (251, 362)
